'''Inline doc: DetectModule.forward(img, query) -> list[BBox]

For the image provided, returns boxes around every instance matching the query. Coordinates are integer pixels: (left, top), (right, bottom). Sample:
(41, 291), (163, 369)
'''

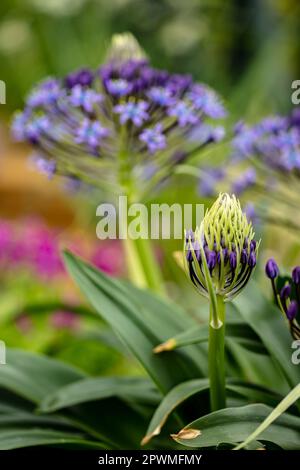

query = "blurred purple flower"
(232, 168), (256, 195)
(114, 100), (149, 126)
(168, 101), (198, 127)
(139, 124), (166, 153)
(75, 118), (110, 149)
(198, 167), (226, 197)
(65, 68), (94, 88)
(69, 85), (103, 113)
(105, 78), (132, 96)
(12, 42), (226, 190)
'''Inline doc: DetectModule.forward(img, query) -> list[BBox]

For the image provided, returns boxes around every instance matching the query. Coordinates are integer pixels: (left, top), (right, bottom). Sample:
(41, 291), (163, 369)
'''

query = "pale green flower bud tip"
(185, 193), (259, 300)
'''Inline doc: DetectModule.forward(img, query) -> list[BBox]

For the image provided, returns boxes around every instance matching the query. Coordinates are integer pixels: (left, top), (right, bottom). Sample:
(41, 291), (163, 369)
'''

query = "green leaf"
(225, 338), (288, 392)
(226, 382), (283, 408)
(171, 404), (300, 449)
(233, 282), (300, 388)
(0, 349), (85, 403)
(153, 322), (263, 353)
(0, 411), (79, 432)
(0, 429), (106, 450)
(142, 378), (210, 445)
(142, 378), (282, 446)
(63, 251), (207, 393)
(39, 377), (161, 413)
(234, 383), (300, 450)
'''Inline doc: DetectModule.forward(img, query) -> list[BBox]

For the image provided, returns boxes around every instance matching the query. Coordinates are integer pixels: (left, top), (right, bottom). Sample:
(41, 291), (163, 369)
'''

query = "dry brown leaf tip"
(171, 428), (201, 441)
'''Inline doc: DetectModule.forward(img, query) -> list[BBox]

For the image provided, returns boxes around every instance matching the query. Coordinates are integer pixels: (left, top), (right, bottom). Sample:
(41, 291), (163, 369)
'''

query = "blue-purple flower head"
(185, 193), (259, 301)
(11, 34), (226, 188)
(265, 258), (300, 339)
(232, 111), (300, 172)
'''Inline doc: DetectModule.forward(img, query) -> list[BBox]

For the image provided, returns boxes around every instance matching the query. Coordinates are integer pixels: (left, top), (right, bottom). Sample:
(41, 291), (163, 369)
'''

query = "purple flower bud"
(241, 248), (248, 264)
(186, 249), (193, 262)
(229, 251), (237, 270)
(243, 237), (248, 249)
(280, 284), (291, 300)
(248, 251), (256, 268)
(206, 250), (216, 270)
(250, 239), (256, 251)
(185, 229), (194, 243)
(216, 248), (227, 264)
(194, 240), (201, 261)
(292, 266), (300, 285)
(265, 258), (279, 279)
(286, 301), (298, 321)
(65, 68), (93, 88)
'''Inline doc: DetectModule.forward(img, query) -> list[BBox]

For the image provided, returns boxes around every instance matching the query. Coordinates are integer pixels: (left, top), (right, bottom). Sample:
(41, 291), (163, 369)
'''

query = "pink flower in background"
(15, 314), (33, 334)
(0, 218), (125, 281)
(0, 221), (13, 263)
(50, 310), (79, 331)
(91, 241), (124, 277)
(32, 230), (64, 278)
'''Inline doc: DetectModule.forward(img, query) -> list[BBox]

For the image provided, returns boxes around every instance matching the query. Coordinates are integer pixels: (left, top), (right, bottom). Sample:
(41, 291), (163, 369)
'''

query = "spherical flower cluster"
(232, 109), (300, 172)
(184, 193), (259, 301)
(265, 258), (300, 339)
(11, 35), (226, 193)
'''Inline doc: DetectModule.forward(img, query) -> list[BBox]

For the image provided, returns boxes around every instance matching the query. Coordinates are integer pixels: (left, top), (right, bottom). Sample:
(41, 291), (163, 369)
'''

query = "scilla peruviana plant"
(184, 193), (259, 411)
(11, 33), (226, 297)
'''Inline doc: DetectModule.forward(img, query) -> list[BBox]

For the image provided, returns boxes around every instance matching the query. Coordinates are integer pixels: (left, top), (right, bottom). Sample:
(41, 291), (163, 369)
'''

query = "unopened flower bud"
(265, 258), (279, 280)
(184, 193), (259, 300)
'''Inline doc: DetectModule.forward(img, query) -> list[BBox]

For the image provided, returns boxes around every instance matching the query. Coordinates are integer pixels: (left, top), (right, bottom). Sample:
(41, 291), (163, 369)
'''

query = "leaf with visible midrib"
(39, 376), (160, 413)
(171, 404), (300, 449)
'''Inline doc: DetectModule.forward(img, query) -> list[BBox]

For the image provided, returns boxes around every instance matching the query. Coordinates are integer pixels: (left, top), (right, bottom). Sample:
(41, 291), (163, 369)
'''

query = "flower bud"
(280, 284), (291, 300)
(265, 258), (279, 280)
(184, 193), (259, 300)
(292, 266), (300, 285)
(286, 301), (298, 321)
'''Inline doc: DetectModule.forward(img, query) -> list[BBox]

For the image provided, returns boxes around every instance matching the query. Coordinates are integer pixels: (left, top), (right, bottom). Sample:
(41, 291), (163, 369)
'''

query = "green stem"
(208, 294), (226, 411)
(133, 237), (165, 296)
(122, 236), (149, 290)
(117, 127), (166, 296)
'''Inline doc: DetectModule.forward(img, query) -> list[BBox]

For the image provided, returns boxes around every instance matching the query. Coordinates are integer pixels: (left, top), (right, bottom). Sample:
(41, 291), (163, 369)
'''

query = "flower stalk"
(184, 193), (259, 411)
(208, 294), (226, 411)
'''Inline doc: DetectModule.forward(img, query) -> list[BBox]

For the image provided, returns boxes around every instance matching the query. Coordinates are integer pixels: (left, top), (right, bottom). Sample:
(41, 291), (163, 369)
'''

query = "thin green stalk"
(133, 237), (165, 296)
(122, 236), (149, 290)
(208, 294), (226, 411)
(117, 127), (166, 296)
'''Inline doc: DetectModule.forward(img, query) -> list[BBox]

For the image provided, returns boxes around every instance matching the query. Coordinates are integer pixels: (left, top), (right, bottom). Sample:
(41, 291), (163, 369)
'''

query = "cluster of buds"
(12, 34), (226, 196)
(184, 193), (259, 301)
(265, 259), (300, 339)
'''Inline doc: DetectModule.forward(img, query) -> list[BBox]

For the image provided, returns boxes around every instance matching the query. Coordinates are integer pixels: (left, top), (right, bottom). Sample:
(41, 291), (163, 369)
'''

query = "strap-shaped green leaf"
(0, 349), (85, 403)
(63, 250), (207, 392)
(234, 383), (300, 449)
(39, 377), (160, 413)
(171, 403), (300, 449)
